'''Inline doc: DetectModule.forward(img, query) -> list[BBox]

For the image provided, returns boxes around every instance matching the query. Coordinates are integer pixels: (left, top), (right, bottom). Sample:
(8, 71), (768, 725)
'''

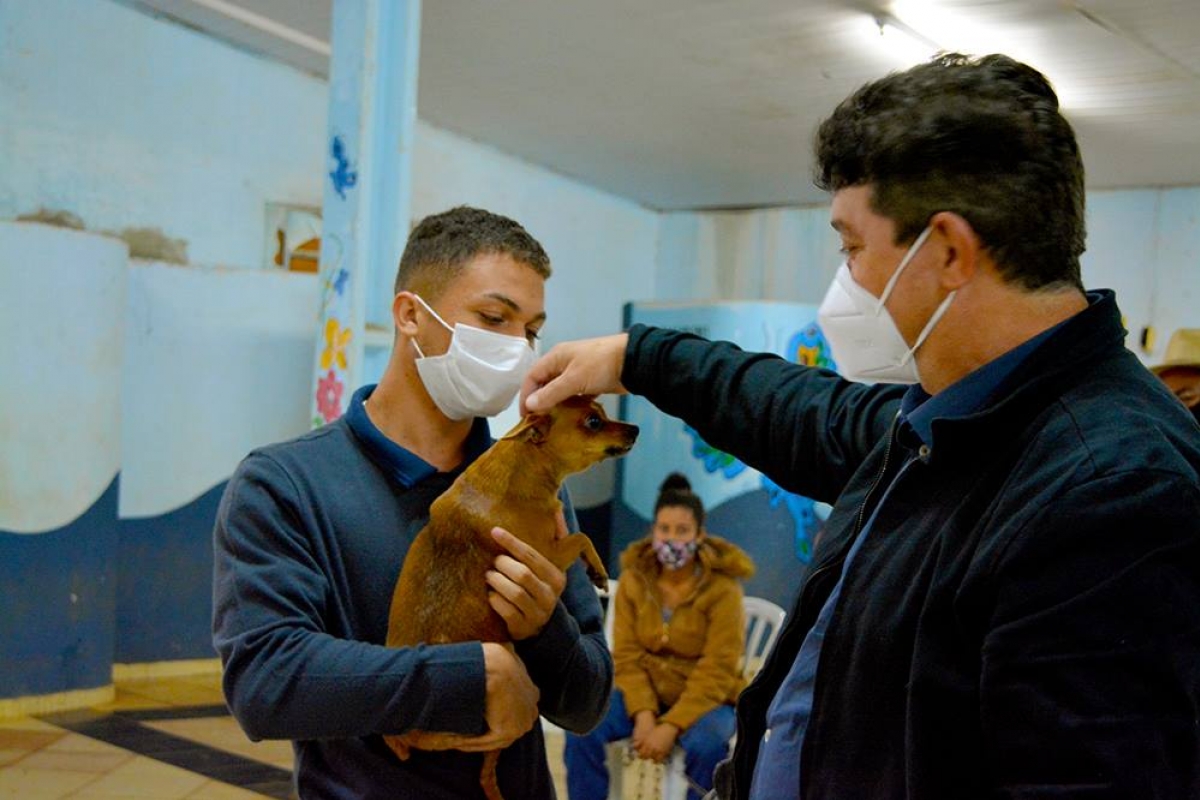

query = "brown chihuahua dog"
(384, 395), (638, 800)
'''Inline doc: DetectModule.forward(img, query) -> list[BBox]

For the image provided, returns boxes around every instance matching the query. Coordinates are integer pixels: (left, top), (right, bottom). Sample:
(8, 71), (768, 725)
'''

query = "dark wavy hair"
(394, 205), (551, 298)
(814, 53), (1085, 292)
(654, 472), (705, 529)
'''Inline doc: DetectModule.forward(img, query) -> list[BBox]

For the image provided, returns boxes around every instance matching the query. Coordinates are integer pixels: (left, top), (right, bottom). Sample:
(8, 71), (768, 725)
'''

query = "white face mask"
(411, 295), (538, 420)
(816, 226), (955, 384)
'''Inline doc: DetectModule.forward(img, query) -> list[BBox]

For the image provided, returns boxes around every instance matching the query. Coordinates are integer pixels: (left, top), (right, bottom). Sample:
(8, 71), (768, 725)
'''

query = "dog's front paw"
(586, 568), (610, 591)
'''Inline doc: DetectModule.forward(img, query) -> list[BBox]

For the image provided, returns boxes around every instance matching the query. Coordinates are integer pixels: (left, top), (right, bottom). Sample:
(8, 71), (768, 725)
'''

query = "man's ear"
(502, 413), (553, 444)
(929, 211), (981, 290)
(393, 292), (421, 336)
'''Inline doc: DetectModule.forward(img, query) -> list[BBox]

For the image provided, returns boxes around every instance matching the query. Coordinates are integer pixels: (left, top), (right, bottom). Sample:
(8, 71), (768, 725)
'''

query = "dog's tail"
(481, 749), (503, 800)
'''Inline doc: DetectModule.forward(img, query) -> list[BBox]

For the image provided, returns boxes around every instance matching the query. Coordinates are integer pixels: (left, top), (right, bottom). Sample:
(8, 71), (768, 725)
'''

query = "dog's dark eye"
(584, 414), (604, 431)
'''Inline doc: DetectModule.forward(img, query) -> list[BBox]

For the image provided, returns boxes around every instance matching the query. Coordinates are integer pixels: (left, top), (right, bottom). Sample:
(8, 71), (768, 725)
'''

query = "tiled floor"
(0, 674), (664, 799)
(0, 675), (289, 799)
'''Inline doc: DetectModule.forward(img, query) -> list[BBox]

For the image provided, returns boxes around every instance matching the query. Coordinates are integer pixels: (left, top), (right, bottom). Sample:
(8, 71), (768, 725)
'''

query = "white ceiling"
(124, 0), (1200, 210)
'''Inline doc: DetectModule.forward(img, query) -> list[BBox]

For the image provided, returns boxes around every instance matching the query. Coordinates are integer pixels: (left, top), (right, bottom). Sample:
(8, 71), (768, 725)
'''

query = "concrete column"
(311, 0), (421, 425)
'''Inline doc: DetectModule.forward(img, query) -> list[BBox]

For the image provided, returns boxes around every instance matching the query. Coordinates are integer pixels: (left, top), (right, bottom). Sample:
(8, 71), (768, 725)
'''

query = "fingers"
(490, 527), (550, 576)
(488, 557), (554, 606)
(481, 642), (540, 744)
(487, 558), (560, 640)
(632, 740), (668, 763)
(520, 345), (570, 415)
(488, 528), (567, 640)
(520, 334), (630, 414)
(491, 528), (566, 595)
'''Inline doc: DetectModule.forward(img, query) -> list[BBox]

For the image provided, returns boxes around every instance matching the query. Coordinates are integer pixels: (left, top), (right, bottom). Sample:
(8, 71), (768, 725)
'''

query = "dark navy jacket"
(622, 291), (1200, 799)
(213, 386), (612, 799)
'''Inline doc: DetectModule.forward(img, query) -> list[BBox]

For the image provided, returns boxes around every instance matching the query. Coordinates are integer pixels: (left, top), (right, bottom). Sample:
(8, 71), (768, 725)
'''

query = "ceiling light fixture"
(859, 12), (941, 67)
(864, 3), (1084, 109)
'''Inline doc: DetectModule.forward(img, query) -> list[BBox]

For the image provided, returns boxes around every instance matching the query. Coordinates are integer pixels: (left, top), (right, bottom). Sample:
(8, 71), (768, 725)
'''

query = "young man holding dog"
(521, 54), (1200, 799)
(213, 206), (612, 799)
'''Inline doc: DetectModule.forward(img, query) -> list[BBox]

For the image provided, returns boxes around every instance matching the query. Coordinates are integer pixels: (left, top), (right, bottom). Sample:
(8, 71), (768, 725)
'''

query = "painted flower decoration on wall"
(316, 369), (344, 424)
(320, 318), (353, 371)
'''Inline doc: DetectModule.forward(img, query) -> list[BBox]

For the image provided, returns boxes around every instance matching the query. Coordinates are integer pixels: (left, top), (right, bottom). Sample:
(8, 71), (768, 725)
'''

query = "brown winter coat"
(613, 535), (754, 732)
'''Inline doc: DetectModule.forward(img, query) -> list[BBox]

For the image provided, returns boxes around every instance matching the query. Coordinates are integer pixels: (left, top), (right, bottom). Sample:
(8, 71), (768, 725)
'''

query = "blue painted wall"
(0, 480), (119, 696)
(115, 483), (227, 663)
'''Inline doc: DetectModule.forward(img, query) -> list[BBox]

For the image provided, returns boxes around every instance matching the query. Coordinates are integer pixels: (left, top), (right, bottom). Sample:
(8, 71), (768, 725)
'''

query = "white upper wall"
(3, 0), (1193, 371)
(0, 0), (326, 268)
(658, 188), (1200, 367)
(0, 0), (658, 348)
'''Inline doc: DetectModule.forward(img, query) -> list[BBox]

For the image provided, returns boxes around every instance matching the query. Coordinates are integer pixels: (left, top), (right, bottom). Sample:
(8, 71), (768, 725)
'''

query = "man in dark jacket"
(520, 54), (1200, 799)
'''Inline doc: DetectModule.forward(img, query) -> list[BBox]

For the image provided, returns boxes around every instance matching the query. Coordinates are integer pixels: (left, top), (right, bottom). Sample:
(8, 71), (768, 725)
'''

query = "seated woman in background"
(564, 473), (754, 800)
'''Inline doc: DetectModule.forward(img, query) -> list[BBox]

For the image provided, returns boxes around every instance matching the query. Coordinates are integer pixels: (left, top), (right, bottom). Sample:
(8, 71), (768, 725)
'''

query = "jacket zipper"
(635, 555), (707, 646)
(732, 415), (901, 799)
(853, 414), (901, 537)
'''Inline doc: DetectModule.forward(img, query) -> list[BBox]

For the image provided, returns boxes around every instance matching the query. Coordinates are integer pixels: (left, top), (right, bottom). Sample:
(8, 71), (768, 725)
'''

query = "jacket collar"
(909, 290), (1127, 462)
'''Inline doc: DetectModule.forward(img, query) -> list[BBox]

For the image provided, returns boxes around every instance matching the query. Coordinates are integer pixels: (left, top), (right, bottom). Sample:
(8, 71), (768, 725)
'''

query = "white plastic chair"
(602, 577), (618, 645)
(608, 591), (787, 800)
(541, 578), (618, 738)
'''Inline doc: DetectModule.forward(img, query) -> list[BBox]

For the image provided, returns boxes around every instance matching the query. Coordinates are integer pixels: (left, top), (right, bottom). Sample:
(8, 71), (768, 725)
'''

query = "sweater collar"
(344, 384), (494, 487)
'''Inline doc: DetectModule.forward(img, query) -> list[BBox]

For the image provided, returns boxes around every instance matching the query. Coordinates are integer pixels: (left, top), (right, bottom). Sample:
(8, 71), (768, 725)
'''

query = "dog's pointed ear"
(500, 413), (552, 444)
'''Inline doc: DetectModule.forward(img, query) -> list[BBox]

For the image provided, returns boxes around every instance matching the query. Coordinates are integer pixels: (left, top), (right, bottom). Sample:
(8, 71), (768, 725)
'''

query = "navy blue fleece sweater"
(213, 385), (612, 799)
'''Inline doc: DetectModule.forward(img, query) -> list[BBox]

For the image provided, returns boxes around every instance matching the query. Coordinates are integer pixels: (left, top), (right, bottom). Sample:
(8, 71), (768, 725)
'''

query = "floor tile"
(184, 780), (276, 799)
(144, 719), (293, 771)
(0, 729), (65, 751)
(64, 755), (208, 798)
(43, 735), (132, 757)
(0, 764), (99, 798)
(15, 748), (132, 774)
(0, 718), (66, 733)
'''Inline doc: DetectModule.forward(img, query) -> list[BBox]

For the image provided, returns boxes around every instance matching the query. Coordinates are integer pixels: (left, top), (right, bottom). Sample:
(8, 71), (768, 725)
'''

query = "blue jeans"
(564, 689), (736, 800)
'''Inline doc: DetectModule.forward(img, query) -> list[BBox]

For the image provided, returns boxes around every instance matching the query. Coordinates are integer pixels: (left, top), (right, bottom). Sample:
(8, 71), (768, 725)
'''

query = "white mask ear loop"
(875, 226), (935, 314)
(409, 293), (453, 359)
(899, 290), (957, 366)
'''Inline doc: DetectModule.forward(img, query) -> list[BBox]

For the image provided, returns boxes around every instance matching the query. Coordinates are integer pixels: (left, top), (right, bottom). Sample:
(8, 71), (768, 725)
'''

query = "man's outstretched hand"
(520, 333), (630, 414)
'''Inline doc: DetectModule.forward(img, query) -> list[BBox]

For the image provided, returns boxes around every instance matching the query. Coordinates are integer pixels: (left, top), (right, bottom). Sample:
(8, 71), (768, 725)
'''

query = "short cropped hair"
(814, 53), (1085, 292)
(394, 206), (551, 298)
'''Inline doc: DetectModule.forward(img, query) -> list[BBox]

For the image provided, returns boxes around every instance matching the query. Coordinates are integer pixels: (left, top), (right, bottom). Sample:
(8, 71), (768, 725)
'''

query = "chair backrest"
(740, 595), (786, 680)
(601, 580), (786, 680)
(602, 577), (618, 646)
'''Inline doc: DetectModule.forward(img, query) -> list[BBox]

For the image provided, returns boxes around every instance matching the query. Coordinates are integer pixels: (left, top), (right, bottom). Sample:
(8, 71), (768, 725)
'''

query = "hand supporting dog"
(486, 525), (568, 641)
(432, 643), (540, 754)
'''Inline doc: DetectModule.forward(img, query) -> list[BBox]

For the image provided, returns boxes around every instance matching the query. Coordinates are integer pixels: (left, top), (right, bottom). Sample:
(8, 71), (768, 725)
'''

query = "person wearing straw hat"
(1151, 328), (1200, 424)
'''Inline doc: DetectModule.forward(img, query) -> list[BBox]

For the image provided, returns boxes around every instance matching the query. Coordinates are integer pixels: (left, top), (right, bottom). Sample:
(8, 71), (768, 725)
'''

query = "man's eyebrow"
(483, 292), (546, 323)
(830, 219), (849, 234)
